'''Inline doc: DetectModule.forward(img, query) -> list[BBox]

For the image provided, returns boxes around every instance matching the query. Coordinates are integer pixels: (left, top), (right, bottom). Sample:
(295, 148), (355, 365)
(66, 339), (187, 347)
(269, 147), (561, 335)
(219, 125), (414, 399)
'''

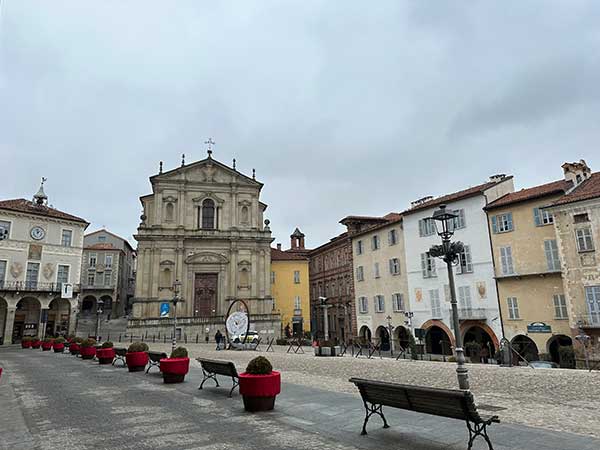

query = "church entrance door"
(194, 273), (218, 317)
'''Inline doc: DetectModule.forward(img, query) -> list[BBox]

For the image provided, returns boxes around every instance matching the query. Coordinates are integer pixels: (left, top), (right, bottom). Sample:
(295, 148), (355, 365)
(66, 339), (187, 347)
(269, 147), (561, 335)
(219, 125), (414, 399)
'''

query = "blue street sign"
(160, 302), (170, 317)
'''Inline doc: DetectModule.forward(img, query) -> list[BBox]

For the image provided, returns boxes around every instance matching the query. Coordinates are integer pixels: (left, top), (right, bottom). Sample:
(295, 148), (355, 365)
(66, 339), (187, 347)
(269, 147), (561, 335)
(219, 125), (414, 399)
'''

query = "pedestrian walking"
(215, 330), (223, 350)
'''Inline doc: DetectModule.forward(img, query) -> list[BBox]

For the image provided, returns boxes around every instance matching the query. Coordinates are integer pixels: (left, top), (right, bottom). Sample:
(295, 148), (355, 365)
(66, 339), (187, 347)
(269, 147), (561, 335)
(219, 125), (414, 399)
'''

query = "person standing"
(215, 330), (223, 350)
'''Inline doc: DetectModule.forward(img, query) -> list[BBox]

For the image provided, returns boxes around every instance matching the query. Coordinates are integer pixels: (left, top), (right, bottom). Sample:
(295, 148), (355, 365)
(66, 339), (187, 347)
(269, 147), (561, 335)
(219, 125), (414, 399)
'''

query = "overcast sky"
(1, 1), (599, 249)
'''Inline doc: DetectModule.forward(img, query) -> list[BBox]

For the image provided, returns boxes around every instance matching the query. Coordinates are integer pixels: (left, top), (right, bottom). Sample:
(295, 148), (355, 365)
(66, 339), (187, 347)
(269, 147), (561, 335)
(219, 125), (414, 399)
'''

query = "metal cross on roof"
(205, 138), (215, 157)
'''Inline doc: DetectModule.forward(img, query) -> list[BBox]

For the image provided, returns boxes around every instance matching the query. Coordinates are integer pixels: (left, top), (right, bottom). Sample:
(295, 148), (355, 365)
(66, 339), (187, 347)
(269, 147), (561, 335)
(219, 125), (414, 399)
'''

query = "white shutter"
(421, 253), (427, 277)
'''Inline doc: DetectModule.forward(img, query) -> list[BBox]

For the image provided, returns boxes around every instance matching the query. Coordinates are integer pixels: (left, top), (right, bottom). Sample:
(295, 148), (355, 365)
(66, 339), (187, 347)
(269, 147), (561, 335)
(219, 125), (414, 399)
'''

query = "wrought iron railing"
(451, 307), (488, 321)
(575, 314), (600, 328)
(0, 281), (81, 293)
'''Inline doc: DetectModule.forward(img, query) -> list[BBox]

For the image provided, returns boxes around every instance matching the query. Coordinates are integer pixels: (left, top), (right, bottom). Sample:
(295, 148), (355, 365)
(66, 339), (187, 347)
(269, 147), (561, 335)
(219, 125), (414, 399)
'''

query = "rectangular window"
(56, 265), (69, 287)
(98, 235), (107, 242)
(492, 213), (514, 233)
(105, 254), (113, 268)
(533, 207), (554, 226)
(89, 253), (97, 267)
(576, 227), (594, 252)
(419, 218), (436, 237)
(500, 246), (514, 275)
(104, 271), (112, 286)
(421, 252), (437, 278)
(430, 289), (441, 318)
(544, 240), (560, 271)
(294, 296), (301, 310)
(373, 262), (380, 278)
(0, 220), (11, 239)
(61, 229), (72, 247)
(388, 229), (397, 245)
(371, 235), (380, 250)
(356, 266), (364, 282)
(392, 293), (404, 312)
(356, 240), (363, 255)
(507, 297), (519, 319)
(359, 296), (368, 313)
(389, 258), (400, 275)
(453, 209), (466, 229)
(456, 245), (473, 274)
(574, 213), (589, 224)
(553, 294), (568, 319)
(0, 260), (6, 287)
(270, 271), (275, 284)
(458, 286), (472, 310)
(293, 270), (300, 284)
(585, 286), (600, 324)
(87, 272), (95, 286)
(374, 295), (385, 313)
(25, 262), (40, 289)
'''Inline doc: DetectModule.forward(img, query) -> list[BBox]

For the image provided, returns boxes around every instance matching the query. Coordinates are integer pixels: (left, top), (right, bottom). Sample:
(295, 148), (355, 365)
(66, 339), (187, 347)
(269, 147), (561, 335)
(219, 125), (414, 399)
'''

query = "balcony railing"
(0, 281), (81, 293)
(81, 283), (114, 290)
(451, 308), (488, 321)
(575, 314), (600, 328)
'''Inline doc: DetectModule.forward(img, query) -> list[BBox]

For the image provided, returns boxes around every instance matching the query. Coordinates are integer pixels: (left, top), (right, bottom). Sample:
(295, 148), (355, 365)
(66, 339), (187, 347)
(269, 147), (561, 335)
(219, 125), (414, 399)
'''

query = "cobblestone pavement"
(147, 343), (600, 438)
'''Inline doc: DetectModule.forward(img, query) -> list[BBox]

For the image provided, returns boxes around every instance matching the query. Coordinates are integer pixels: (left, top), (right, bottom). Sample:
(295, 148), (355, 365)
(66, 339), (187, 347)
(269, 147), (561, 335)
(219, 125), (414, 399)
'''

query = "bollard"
(163, 335), (166, 343)
(130, 334), (133, 343)
(196, 334), (198, 344)
(118, 334), (121, 342)
(153, 335), (156, 343)
(184, 335), (187, 344)
(141, 335), (144, 342)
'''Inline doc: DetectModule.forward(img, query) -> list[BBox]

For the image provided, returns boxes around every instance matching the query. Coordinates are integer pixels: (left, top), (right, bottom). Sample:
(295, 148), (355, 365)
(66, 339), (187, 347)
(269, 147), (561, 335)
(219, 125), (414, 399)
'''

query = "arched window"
(165, 203), (174, 222)
(241, 206), (249, 224)
(201, 199), (215, 229)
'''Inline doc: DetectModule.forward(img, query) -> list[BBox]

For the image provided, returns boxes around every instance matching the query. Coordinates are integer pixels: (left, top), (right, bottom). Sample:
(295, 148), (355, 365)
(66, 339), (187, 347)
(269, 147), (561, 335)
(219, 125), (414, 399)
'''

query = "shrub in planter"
(31, 338), (42, 349)
(465, 341), (482, 363)
(41, 338), (53, 351)
(53, 337), (66, 353)
(159, 347), (190, 383)
(70, 337), (83, 355)
(21, 337), (33, 349)
(79, 338), (97, 359)
(96, 341), (115, 364)
(559, 345), (576, 369)
(126, 342), (149, 372)
(239, 356), (281, 412)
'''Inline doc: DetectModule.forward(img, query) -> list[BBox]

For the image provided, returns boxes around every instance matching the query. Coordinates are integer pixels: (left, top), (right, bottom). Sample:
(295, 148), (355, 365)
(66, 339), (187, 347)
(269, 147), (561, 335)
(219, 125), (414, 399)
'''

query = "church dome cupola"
(33, 177), (48, 206)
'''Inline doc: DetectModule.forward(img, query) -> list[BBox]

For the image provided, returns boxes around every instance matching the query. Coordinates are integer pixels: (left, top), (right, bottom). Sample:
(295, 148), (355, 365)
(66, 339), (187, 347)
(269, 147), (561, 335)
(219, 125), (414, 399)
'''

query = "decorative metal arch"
(225, 298), (251, 348)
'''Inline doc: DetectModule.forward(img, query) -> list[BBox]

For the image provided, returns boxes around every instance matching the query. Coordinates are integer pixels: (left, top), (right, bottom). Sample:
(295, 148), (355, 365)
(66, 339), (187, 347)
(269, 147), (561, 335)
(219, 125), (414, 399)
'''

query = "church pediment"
(152, 157), (261, 187)
(192, 192), (225, 205)
(159, 259), (175, 266)
(185, 251), (229, 264)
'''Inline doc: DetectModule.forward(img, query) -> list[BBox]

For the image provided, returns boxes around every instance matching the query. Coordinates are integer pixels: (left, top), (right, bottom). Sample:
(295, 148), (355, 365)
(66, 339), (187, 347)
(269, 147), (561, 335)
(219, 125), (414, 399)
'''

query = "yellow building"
(486, 178), (573, 363)
(270, 229), (311, 336)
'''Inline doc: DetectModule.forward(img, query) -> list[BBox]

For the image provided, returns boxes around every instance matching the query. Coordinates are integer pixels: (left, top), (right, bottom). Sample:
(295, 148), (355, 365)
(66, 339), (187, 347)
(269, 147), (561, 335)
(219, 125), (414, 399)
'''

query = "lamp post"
(171, 280), (181, 352)
(319, 296), (331, 341)
(429, 204), (470, 390)
(575, 323), (591, 371)
(95, 299), (104, 342)
(386, 315), (394, 354)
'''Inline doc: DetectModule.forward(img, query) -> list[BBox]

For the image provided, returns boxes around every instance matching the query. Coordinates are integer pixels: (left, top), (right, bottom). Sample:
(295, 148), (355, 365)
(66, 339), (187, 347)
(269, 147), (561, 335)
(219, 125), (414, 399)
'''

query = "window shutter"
(500, 247), (507, 274)
(491, 216), (498, 233)
(430, 256), (436, 276)
(507, 213), (514, 231)
(459, 209), (466, 228)
(421, 253), (427, 277)
(389, 259), (394, 274)
(533, 208), (542, 226)
(419, 219), (424, 237)
(466, 245), (473, 272)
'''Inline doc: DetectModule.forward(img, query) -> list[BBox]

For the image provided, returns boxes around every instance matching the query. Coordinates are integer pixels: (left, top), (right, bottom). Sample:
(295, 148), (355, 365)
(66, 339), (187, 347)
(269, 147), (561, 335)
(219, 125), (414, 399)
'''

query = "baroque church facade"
(131, 150), (279, 336)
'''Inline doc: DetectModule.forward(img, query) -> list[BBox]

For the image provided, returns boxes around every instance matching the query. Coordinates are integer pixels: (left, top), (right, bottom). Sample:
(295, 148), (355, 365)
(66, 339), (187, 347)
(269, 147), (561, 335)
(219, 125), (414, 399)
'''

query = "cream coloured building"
(130, 150), (279, 338)
(344, 214), (410, 350)
(0, 182), (88, 344)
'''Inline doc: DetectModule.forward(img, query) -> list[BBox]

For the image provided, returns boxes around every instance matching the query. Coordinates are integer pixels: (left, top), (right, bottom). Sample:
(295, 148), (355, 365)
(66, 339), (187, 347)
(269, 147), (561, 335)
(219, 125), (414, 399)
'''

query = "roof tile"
(552, 172), (600, 206)
(0, 198), (88, 224)
(486, 179), (572, 209)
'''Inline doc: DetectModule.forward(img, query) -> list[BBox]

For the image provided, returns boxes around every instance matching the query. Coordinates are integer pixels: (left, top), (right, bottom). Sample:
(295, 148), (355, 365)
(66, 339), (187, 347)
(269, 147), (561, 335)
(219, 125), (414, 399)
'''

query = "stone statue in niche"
(239, 267), (250, 288)
(43, 263), (55, 280)
(165, 202), (174, 221)
(241, 206), (249, 224)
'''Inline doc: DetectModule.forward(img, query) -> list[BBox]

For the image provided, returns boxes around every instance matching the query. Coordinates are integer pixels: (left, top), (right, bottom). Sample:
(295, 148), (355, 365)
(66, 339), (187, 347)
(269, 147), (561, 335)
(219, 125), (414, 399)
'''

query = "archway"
(48, 298), (71, 337)
(376, 326), (390, 351)
(81, 296), (96, 315)
(100, 295), (113, 318)
(425, 326), (452, 355)
(547, 335), (573, 367)
(14, 297), (41, 342)
(511, 335), (539, 363)
(359, 325), (372, 343)
(395, 326), (410, 350)
(463, 325), (496, 362)
(0, 297), (7, 345)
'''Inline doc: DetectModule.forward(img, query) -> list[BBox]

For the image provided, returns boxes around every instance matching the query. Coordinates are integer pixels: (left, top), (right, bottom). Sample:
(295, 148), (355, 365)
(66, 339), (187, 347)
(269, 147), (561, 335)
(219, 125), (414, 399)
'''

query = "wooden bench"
(146, 351), (167, 373)
(197, 358), (239, 397)
(349, 378), (500, 450)
(113, 348), (127, 366)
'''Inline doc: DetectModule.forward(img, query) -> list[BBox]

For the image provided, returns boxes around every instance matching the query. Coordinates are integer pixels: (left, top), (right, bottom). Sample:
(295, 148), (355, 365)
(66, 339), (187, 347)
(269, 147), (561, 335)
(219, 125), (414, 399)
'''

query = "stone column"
(3, 307), (16, 345)
(39, 308), (48, 339)
(230, 248), (238, 298)
(258, 249), (265, 299)
(155, 192), (163, 225)
(251, 250), (258, 298)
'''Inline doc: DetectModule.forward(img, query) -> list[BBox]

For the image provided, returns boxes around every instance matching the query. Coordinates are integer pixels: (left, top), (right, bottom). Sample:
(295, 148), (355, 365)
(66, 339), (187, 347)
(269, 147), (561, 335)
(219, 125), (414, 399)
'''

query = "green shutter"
(533, 208), (542, 226)
(491, 215), (498, 233)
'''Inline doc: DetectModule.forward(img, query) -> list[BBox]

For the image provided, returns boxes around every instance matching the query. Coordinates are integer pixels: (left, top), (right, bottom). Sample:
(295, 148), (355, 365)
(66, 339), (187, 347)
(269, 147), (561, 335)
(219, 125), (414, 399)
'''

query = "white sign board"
(61, 283), (73, 299)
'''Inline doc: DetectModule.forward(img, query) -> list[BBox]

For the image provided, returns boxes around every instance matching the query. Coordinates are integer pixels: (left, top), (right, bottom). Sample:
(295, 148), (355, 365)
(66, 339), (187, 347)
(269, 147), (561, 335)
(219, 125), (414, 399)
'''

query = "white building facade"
(402, 176), (514, 357)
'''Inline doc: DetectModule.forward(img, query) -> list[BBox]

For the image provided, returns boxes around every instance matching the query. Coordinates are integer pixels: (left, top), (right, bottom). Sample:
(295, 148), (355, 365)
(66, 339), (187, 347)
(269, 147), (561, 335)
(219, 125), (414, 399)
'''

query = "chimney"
(277, 243), (282, 251)
(290, 228), (305, 250)
(489, 174), (506, 183)
(410, 196), (434, 208)
(562, 160), (591, 186)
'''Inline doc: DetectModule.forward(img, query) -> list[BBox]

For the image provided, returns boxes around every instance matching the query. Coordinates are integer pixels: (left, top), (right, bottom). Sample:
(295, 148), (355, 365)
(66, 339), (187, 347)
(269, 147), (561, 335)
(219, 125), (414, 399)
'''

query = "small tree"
(408, 334), (418, 360)
(558, 345), (576, 369)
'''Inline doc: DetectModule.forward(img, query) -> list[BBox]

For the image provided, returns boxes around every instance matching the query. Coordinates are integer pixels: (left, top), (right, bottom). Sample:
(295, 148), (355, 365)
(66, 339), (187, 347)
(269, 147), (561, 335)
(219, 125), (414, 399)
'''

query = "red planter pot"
(21, 341), (32, 349)
(126, 352), (148, 372)
(31, 340), (41, 349)
(41, 342), (53, 351)
(97, 348), (116, 365)
(80, 346), (97, 360)
(239, 371), (281, 412)
(53, 343), (65, 353)
(159, 357), (190, 383)
(69, 343), (80, 355)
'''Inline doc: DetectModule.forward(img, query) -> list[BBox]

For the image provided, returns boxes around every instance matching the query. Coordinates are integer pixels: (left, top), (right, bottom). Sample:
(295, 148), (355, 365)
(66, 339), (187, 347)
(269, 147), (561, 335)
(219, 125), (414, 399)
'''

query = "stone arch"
(81, 295), (97, 315)
(395, 325), (410, 350)
(359, 325), (372, 342)
(511, 335), (539, 363)
(424, 325), (453, 355)
(376, 325), (390, 351)
(14, 297), (41, 341)
(47, 298), (71, 337)
(99, 295), (113, 316)
(421, 319), (455, 346)
(460, 322), (500, 350)
(547, 334), (573, 366)
(461, 324), (497, 362)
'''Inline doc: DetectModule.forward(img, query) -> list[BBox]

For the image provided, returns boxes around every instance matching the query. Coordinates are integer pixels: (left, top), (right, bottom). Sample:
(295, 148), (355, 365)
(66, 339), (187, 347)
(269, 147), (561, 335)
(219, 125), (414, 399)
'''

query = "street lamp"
(429, 204), (470, 390)
(95, 299), (104, 342)
(386, 315), (394, 354)
(319, 296), (332, 341)
(171, 280), (182, 352)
